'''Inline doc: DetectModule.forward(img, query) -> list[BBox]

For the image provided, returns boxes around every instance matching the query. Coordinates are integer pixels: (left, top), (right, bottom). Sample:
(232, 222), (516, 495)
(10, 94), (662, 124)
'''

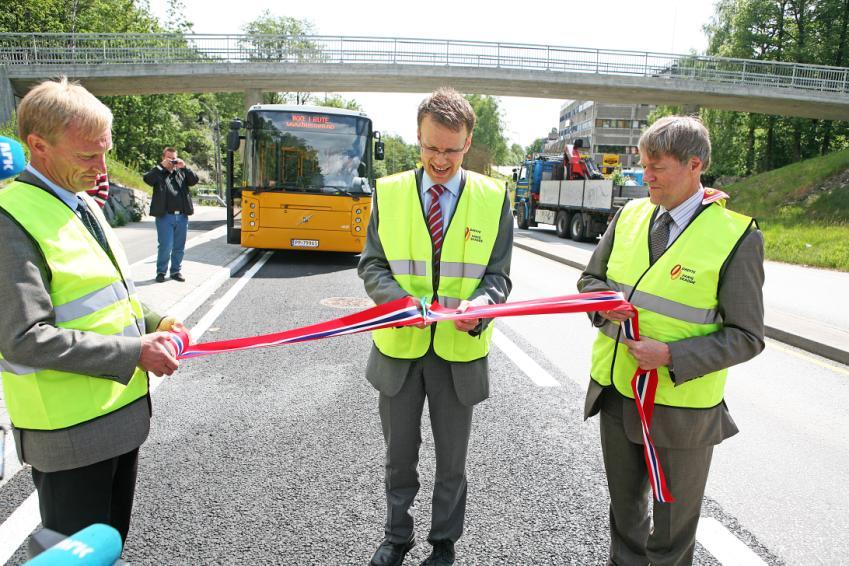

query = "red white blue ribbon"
(621, 316), (675, 503)
(167, 290), (674, 502)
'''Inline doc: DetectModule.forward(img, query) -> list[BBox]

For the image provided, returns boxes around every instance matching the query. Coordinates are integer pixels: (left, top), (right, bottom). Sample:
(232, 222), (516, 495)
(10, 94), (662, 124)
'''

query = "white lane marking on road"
(0, 492), (39, 564)
(697, 517), (768, 566)
(0, 242), (261, 557)
(131, 225), (227, 268)
(767, 339), (849, 377)
(149, 250), (272, 394)
(492, 329), (561, 387)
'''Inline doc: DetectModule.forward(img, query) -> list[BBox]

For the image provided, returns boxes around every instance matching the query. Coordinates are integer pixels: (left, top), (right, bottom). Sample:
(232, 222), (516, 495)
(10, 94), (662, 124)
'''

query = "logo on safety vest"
(465, 226), (483, 244)
(670, 264), (696, 284)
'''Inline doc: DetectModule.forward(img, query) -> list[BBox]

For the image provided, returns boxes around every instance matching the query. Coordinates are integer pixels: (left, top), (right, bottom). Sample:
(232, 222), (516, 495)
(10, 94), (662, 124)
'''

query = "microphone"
(25, 524), (124, 566)
(0, 136), (26, 181)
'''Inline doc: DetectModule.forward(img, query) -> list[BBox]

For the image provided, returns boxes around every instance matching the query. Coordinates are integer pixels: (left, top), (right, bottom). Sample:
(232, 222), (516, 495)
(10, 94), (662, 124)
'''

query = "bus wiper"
(322, 186), (353, 196)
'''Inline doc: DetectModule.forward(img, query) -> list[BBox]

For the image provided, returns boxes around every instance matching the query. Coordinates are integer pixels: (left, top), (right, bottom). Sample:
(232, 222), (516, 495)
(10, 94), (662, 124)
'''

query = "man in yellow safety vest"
(359, 87), (513, 566)
(0, 77), (186, 543)
(578, 115), (765, 565)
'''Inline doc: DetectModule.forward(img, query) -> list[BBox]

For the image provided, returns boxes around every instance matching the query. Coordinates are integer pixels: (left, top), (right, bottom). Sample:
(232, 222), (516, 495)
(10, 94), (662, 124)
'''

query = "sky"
(151, 0), (719, 147)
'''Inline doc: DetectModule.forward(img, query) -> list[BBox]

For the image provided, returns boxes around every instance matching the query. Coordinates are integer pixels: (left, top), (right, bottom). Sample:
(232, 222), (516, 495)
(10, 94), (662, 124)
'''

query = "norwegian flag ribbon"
(621, 316), (675, 503)
(167, 289), (673, 502)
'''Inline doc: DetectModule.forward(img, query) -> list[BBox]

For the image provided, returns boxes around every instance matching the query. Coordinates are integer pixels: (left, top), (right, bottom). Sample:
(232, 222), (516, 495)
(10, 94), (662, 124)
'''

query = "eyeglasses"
(419, 144), (467, 159)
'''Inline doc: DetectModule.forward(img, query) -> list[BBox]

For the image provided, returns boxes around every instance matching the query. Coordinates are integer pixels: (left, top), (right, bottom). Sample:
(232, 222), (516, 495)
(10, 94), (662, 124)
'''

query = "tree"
(700, 0), (849, 177)
(318, 94), (363, 111)
(241, 11), (320, 106)
(464, 94), (509, 172)
(373, 135), (418, 178)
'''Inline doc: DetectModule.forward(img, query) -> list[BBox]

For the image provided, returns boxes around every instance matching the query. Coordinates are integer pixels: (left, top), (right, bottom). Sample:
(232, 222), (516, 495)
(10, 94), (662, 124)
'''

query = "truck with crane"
(513, 140), (647, 241)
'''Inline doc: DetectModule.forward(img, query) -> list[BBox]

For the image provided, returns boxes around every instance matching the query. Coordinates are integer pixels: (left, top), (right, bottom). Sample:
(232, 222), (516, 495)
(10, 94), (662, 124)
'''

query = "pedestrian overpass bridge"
(1, 33), (848, 124)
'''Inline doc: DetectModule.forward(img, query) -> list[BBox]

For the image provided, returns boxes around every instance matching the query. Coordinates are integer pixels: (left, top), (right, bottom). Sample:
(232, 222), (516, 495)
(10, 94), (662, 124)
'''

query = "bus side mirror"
(512, 168), (518, 182)
(374, 131), (384, 161)
(226, 120), (243, 152)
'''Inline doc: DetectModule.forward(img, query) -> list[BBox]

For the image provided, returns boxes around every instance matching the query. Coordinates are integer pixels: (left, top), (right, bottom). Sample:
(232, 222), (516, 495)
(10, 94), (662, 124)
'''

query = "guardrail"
(1, 33), (847, 95)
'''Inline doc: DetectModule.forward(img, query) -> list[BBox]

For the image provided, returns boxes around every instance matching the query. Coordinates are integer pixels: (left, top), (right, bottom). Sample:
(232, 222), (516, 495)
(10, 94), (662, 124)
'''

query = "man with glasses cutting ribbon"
(358, 87), (513, 566)
(578, 116), (765, 566)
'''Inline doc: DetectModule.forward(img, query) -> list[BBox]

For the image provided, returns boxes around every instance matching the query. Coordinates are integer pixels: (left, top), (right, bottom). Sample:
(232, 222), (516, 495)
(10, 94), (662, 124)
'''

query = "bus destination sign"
(286, 114), (337, 130)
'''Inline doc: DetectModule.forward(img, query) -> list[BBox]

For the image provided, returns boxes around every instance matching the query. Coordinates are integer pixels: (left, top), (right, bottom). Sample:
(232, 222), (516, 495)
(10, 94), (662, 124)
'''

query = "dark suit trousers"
(599, 392), (713, 566)
(31, 448), (140, 543)
(378, 349), (474, 545)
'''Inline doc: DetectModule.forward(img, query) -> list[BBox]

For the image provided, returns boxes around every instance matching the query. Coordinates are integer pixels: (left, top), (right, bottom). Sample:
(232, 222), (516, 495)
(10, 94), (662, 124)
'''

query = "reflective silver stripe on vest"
(115, 321), (143, 338)
(125, 279), (137, 295)
(0, 358), (40, 375)
(54, 281), (129, 323)
(438, 296), (462, 309)
(607, 279), (721, 325)
(439, 262), (486, 279)
(389, 260), (428, 277)
(600, 320), (623, 342)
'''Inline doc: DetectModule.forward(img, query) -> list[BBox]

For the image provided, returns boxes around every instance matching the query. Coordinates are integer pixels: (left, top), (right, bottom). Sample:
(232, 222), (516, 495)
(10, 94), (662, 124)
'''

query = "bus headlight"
(355, 226), (362, 232)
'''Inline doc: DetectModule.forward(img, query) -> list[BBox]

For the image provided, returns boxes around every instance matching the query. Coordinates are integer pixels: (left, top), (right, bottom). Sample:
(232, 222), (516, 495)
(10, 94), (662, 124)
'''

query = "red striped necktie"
(427, 184), (447, 277)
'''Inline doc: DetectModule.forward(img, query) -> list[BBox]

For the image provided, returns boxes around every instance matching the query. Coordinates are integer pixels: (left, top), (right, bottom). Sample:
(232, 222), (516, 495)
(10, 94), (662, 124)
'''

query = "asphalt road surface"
(3, 238), (847, 564)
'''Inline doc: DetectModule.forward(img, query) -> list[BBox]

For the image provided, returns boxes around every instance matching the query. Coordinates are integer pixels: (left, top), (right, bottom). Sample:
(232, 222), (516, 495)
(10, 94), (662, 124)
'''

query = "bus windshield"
(247, 110), (372, 195)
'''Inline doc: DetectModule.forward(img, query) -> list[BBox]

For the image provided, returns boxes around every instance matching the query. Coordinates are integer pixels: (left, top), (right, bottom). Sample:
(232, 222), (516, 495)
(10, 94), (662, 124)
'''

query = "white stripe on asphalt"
(149, 250), (272, 394)
(492, 328), (561, 387)
(0, 492), (39, 564)
(697, 517), (768, 565)
(0, 239), (262, 558)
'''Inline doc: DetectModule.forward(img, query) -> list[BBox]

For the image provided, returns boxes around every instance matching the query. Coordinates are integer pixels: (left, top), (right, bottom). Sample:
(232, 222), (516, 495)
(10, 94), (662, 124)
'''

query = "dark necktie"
(76, 196), (110, 253)
(427, 184), (446, 281)
(650, 212), (673, 265)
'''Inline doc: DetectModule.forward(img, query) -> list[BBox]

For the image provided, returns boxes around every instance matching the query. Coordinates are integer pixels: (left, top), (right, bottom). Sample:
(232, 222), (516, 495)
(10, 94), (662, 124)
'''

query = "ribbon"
(167, 290), (673, 502)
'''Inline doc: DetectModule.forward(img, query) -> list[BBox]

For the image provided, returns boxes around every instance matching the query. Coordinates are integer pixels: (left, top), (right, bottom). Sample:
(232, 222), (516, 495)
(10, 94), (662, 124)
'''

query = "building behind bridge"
(546, 100), (655, 170)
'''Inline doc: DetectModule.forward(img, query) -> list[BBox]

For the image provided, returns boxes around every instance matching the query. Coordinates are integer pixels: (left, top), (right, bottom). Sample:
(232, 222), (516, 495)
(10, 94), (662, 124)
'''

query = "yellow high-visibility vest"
(0, 181), (148, 430)
(372, 170), (504, 362)
(590, 197), (753, 408)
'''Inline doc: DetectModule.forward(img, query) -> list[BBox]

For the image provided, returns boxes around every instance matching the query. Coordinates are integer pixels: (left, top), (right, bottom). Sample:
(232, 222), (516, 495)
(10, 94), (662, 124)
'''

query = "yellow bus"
(225, 104), (384, 252)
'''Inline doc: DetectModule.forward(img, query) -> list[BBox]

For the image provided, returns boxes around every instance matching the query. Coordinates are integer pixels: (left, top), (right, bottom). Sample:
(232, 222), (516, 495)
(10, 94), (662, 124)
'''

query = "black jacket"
(143, 165), (198, 217)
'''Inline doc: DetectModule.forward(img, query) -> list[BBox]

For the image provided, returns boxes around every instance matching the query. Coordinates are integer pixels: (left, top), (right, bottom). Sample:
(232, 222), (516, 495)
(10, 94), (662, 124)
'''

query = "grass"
(725, 148), (849, 271)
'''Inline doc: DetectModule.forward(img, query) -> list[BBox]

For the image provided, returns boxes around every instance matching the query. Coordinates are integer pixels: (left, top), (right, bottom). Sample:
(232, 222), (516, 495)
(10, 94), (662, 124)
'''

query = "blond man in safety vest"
(0, 77), (185, 543)
(578, 116), (765, 566)
(358, 87), (513, 566)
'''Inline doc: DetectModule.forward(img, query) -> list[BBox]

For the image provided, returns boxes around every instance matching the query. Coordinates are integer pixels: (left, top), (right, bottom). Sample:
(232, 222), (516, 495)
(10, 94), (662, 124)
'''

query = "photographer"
(143, 147), (198, 283)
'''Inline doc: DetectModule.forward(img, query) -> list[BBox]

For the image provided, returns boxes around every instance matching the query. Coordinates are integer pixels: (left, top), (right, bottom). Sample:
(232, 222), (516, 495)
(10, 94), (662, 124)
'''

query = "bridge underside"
(7, 63), (849, 121)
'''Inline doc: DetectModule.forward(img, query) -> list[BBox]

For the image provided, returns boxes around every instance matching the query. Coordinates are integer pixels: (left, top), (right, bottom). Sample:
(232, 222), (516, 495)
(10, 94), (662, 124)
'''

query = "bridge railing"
(1, 33), (847, 95)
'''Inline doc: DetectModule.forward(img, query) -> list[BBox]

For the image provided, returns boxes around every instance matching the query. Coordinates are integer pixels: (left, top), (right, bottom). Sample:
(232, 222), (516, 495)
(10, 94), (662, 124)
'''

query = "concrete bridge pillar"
(245, 89), (262, 112)
(0, 67), (17, 128)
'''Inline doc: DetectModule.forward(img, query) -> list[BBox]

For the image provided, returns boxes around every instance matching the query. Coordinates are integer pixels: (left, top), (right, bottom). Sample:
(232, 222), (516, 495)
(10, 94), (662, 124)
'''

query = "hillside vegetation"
(725, 148), (849, 271)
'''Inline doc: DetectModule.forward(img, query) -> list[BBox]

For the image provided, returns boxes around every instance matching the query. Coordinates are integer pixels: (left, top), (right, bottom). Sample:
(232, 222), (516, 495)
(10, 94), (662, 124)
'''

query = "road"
(117, 207), (227, 264)
(2, 221), (847, 564)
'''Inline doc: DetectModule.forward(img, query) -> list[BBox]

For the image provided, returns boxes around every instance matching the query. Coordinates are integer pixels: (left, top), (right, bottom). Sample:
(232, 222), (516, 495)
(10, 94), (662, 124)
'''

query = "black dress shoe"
(420, 540), (455, 566)
(369, 537), (415, 566)
(171, 272), (186, 282)
(155, 273), (166, 283)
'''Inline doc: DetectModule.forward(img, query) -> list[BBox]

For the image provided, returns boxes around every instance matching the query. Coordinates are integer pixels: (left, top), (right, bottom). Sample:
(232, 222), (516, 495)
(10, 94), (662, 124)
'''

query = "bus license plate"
(291, 239), (319, 248)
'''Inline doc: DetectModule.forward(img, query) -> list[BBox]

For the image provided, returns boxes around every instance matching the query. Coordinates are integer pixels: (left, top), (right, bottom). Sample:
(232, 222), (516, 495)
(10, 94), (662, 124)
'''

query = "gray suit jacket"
(0, 171), (161, 472)
(578, 203), (765, 448)
(357, 168), (513, 406)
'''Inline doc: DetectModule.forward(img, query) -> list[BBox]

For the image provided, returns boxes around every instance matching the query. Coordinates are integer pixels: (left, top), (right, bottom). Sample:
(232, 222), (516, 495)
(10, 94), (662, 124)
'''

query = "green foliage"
(725, 148), (849, 270)
(698, 0), (849, 177)
(464, 94), (509, 167)
(0, 0), (161, 33)
(374, 134), (419, 178)
(525, 137), (547, 157)
(317, 94), (363, 111)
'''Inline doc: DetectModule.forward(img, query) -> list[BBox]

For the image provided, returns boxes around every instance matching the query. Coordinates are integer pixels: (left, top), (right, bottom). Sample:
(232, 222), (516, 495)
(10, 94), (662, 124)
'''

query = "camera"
(170, 159), (179, 165)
